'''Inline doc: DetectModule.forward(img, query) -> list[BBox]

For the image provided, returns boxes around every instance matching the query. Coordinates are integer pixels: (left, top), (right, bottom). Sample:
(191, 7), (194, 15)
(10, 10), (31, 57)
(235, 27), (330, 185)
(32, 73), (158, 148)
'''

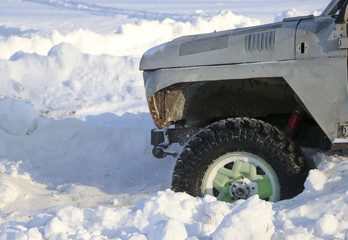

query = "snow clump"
(212, 195), (274, 240)
(315, 213), (339, 237)
(304, 169), (327, 191)
(0, 98), (38, 136)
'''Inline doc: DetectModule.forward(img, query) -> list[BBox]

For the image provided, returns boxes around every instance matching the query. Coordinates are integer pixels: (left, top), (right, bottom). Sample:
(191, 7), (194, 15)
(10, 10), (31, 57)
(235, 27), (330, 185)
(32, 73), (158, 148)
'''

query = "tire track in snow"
(23, 0), (207, 21)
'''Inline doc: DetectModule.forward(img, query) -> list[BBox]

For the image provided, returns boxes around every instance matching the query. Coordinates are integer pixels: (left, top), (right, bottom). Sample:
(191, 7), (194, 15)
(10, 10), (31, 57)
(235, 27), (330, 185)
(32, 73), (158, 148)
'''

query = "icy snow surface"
(1, 0), (348, 239)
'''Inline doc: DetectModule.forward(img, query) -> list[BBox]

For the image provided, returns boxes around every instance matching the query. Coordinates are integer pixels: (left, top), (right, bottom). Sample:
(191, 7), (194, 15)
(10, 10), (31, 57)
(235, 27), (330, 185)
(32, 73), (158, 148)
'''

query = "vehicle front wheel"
(172, 117), (309, 202)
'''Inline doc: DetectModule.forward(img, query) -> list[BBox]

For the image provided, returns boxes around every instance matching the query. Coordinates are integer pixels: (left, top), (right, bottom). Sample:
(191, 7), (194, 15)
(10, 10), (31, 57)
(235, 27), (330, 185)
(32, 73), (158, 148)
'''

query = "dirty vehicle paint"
(140, 0), (348, 202)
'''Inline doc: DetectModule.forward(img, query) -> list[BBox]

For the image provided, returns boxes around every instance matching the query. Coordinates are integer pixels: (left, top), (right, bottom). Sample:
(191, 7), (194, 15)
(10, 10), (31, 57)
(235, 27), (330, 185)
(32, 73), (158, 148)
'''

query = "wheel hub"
(230, 177), (255, 200)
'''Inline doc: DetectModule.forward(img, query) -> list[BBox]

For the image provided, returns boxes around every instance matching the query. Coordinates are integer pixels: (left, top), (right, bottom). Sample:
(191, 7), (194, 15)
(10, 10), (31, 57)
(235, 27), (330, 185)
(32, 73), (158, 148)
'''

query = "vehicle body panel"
(140, 0), (348, 148)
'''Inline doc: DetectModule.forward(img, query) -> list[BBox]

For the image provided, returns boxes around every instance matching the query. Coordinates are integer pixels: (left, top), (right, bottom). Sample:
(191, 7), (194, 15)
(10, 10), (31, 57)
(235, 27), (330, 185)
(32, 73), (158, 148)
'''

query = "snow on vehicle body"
(140, 0), (348, 202)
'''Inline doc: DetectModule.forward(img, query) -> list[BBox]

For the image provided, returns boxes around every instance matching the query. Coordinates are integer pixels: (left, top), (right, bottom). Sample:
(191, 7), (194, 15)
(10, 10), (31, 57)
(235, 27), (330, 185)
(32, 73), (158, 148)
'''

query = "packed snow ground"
(0, 0), (348, 239)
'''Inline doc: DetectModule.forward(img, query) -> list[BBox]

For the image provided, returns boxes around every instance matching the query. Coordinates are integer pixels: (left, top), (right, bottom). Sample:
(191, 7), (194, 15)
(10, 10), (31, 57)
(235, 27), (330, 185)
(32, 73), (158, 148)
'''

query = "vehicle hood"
(140, 22), (296, 71)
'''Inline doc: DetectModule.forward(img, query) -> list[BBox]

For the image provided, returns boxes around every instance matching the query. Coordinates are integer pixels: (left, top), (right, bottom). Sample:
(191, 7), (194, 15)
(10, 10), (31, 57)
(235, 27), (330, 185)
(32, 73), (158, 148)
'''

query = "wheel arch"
(149, 77), (299, 128)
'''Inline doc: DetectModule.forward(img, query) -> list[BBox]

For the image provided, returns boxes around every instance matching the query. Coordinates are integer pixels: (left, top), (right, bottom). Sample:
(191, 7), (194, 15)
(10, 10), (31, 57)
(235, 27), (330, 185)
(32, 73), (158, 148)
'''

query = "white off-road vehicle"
(140, 0), (348, 202)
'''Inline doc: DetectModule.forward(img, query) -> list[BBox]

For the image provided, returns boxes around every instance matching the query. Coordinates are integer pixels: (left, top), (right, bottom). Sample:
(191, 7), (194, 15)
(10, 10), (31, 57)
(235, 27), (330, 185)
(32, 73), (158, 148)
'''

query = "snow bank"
(0, 11), (260, 60)
(0, 189), (275, 240)
(1, 159), (348, 240)
(0, 43), (146, 119)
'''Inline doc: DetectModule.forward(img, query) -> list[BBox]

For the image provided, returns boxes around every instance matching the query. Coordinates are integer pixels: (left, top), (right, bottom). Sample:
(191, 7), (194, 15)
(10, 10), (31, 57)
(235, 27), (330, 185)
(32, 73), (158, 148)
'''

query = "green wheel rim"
(202, 152), (280, 202)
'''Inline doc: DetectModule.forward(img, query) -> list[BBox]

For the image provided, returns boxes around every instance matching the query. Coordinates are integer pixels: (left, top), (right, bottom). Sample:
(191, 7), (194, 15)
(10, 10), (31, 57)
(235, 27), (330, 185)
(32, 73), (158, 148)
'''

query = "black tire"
(172, 117), (309, 202)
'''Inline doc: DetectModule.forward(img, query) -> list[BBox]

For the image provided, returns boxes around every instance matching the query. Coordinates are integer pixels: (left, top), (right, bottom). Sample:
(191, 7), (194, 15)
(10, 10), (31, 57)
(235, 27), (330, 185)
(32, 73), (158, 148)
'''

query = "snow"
(315, 213), (339, 237)
(304, 169), (327, 191)
(0, 0), (348, 239)
(211, 196), (274, 240)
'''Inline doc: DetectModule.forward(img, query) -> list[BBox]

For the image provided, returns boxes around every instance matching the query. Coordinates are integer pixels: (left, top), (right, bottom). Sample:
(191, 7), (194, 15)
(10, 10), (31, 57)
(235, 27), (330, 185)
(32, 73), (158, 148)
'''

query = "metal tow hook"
(152, 146), (178, 159)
